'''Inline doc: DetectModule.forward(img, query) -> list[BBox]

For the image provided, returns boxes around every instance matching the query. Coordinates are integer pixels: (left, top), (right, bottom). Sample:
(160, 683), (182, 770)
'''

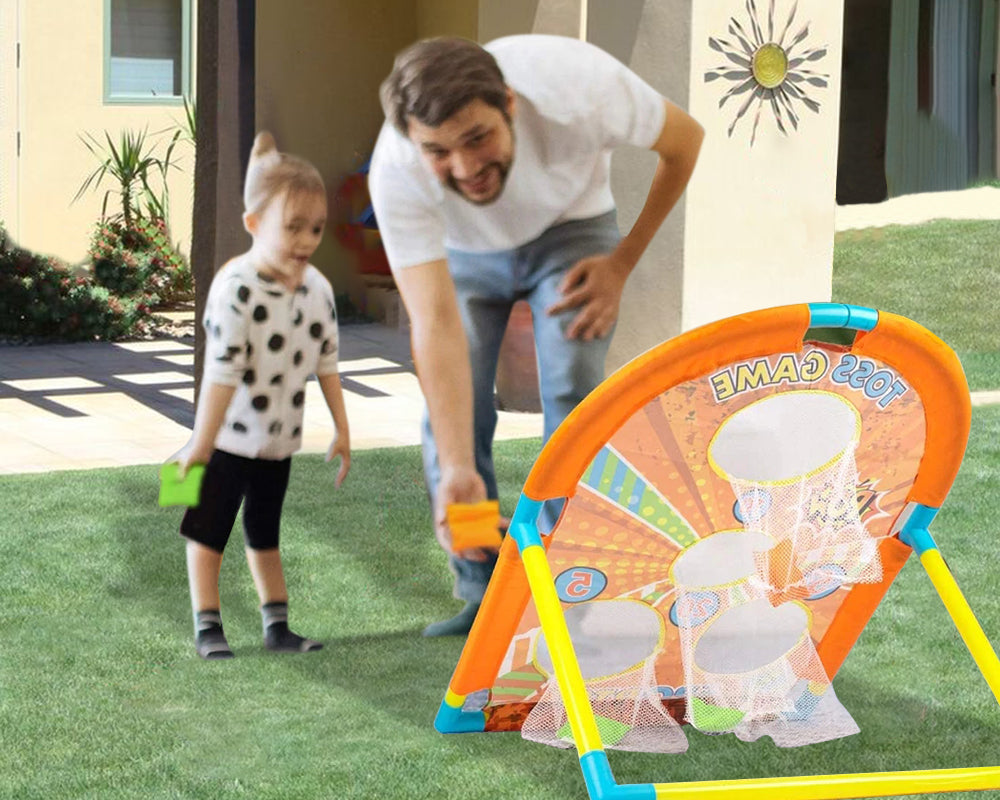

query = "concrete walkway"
(835, 185), (1000, 230)
(0, 323), (543, 474)
(1, 186), (997, 475)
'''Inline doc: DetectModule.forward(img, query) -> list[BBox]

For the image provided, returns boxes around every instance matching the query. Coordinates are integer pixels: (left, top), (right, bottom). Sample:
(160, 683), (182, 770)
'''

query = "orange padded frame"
(450, 303), (971, 696)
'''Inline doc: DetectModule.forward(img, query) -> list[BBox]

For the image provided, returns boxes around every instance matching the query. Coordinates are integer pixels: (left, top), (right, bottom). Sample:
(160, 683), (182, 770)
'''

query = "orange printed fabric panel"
(484, 342), (925, 730)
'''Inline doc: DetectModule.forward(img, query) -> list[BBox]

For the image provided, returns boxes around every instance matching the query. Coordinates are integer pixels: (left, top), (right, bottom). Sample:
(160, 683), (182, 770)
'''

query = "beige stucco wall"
(478, 0), (540, 41)
(8, 0), (195, 264)
(682, 0), (844, 331)
(255, 0), (419, 297)
(250, 0), (842, 345)
(417, 0), (477, 40)
(478, 0), (582, 41)
(518, 0), (843, 368)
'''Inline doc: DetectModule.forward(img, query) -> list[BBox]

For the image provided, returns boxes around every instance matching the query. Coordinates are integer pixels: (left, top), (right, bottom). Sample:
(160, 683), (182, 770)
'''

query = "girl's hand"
(326, 434), (351, 488)
(167, 440), (213, 479)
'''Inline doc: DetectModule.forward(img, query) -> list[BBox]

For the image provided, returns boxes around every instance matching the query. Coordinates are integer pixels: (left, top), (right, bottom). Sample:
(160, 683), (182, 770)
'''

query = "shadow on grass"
(97, 449), (444, 639)
(262, 601), (1000, 795)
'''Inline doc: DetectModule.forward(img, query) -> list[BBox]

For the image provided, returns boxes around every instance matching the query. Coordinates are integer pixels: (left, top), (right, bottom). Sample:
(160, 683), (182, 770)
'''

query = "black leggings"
(180, 449), (291, 553)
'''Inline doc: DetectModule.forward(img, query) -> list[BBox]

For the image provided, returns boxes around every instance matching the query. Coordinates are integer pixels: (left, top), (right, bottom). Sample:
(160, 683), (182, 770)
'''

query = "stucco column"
(597, 0), (844, 371)
(478, 0), (583, 40)
(477, 0), (585, 413)
(589, 0), (689, 372)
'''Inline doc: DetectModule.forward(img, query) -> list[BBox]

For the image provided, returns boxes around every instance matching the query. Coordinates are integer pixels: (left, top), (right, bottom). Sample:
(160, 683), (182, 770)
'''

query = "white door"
(0, 0), (19, 240)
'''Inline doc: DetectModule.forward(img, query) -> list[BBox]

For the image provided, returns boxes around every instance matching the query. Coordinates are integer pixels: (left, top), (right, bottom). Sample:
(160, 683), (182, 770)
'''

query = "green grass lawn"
(1, 217), (997, 798)
(2, 410), (999, 799)
(832, 220), (1000, 391)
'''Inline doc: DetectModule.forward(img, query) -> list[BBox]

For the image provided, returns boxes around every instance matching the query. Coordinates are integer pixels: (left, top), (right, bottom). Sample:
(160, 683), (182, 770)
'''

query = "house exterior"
(192, 0), (573, 333)
(197, 0), (844, 371)
(838, 0), (999, 203)
(0, 0), (197, 264)
(7, 1), (996, 364)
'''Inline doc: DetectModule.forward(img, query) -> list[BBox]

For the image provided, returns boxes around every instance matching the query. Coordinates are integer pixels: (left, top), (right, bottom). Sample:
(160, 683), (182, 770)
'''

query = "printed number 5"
(565, 570), (593, 598)
(555, 566), (607, 603)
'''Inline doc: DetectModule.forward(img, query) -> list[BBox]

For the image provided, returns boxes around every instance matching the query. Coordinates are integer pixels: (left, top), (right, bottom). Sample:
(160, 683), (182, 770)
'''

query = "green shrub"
(0, 216), (190, 343)
(0, 244), (151, 342)
(88, 217), (192, 306)
(75, 127), (181, 228)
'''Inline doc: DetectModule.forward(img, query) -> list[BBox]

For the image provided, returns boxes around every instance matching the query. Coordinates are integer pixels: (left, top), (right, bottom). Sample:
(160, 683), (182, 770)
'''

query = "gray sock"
(261, 601), (322, 653)
(194, 609), (233, 659)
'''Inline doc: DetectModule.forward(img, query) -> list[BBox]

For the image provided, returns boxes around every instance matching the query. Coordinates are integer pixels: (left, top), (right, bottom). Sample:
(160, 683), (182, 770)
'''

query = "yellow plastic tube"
(520, 544), (604, 755)
(651, 766), (1000, 799)
(920, 549), (1000, 706)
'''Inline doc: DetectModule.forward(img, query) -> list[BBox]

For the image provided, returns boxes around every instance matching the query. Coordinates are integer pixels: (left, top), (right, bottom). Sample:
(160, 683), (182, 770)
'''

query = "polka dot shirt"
(202, 255), (340, 460)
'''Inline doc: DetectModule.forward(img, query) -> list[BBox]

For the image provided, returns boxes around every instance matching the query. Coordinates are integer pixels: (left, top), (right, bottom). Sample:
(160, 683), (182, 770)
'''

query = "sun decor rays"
(705, 0), (829, 146)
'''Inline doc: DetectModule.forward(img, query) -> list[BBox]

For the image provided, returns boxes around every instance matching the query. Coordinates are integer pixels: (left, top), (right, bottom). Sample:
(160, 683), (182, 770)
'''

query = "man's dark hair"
(380, 37), (508, 135)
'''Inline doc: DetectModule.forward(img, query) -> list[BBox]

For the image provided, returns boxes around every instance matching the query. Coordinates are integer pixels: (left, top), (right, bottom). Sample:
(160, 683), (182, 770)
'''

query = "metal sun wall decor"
(706, 0), (829, 147)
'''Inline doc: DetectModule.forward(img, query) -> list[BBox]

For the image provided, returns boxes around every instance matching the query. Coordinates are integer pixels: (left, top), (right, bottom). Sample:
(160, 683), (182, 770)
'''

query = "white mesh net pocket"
(710, 390), (883, 593)
(684, 598), (858, 746)
(670, 529), (859, 746)
(521, 599), (687, 754)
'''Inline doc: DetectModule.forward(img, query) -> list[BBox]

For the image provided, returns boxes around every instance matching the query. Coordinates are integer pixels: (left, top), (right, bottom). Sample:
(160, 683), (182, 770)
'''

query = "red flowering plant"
(4, 122), (197, 342)
(87, 217), (192, 307)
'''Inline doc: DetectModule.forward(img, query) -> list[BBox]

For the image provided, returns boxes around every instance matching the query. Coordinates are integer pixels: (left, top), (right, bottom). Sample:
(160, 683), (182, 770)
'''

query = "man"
(369, 34), (703, 636)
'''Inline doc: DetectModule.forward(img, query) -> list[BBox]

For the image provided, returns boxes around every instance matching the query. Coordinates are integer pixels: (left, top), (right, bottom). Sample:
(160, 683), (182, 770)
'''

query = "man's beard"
(445, 158), (513, 206)
(444, 123), (515, 206)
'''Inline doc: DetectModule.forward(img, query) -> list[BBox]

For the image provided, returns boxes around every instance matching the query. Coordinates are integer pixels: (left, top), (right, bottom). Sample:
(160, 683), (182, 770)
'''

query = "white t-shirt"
(368, 34), (667, 269)
(202, 254), (340, 460)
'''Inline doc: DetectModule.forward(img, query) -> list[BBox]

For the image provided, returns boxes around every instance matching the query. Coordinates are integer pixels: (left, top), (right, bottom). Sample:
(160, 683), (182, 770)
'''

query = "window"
(105, 0), (191, 104)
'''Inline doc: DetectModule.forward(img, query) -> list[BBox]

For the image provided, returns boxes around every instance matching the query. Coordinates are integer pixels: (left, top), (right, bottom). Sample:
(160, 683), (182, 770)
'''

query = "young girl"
(173, 132), (350, 659)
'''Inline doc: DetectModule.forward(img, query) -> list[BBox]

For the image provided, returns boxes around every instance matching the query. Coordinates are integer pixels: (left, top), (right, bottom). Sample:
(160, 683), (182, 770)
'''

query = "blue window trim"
(103, 0), (191, 106)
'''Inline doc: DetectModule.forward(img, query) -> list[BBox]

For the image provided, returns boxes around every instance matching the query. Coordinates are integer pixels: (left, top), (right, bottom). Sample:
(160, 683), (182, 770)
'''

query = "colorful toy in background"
(435, 302), (1000, 800)
(333, 158), (390, 276)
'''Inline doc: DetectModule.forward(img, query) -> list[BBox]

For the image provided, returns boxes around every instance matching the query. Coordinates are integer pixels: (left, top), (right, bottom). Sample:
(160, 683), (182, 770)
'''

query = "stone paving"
(0, 323), (543, 474)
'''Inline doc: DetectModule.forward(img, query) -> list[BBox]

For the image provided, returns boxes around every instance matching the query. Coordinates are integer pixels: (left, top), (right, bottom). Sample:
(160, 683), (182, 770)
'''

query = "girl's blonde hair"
(243, 131), (325, 215)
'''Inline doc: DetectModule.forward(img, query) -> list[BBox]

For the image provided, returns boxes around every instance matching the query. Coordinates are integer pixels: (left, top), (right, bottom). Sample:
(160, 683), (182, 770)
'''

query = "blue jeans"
(421, 210), (621, 603)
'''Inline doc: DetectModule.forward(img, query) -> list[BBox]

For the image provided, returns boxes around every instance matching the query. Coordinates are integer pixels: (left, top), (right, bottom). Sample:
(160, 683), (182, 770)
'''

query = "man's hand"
(325, 433), (351, 488)
(393, 260), (496, 561)
(545, 251), (631, 341)
(434, 465), (496, 562)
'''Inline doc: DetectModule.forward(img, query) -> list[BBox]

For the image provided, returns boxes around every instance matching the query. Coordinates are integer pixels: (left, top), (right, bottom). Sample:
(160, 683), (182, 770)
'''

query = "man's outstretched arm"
(393, 259), (490, 557)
